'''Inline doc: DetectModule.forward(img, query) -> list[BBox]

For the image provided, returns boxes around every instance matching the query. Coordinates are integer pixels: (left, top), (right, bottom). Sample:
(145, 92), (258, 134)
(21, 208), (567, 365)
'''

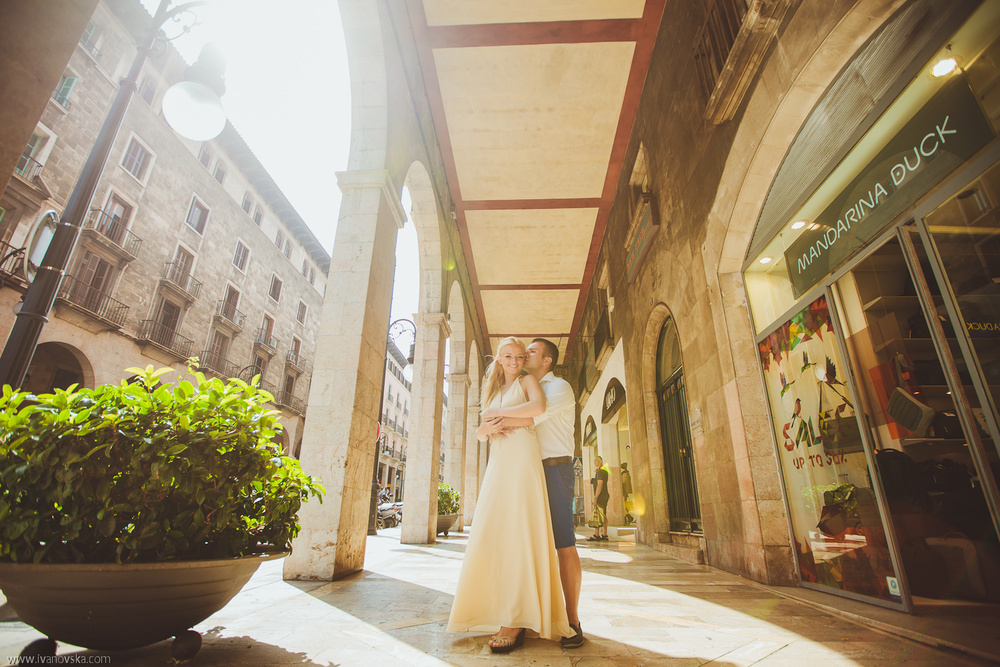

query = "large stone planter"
(437, 513), (458, 535)
(0, 552), (284, 652)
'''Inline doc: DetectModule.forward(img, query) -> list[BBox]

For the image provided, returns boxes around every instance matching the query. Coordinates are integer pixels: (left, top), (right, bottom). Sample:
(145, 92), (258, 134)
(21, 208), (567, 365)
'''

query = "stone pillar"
(462, 403), (481, 526)
(445, 372), (469, 524)
(400, 312), (450, 544)
(284, 170), (405, 580)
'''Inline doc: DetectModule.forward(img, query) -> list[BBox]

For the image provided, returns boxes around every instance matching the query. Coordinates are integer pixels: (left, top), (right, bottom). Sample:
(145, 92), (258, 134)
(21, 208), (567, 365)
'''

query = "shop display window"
(758, 295), (899, 602)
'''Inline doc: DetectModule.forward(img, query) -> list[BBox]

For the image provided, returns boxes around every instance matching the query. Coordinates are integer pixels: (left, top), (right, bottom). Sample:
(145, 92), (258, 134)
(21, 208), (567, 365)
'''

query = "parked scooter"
(377, 501), (400, 529)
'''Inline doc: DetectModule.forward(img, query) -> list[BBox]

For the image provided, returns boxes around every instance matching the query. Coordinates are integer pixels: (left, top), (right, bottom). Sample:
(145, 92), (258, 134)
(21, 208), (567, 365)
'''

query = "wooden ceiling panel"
(433, 42), (635, 201)
(467, 208), (597, 285)
(422, 0), (646, 27)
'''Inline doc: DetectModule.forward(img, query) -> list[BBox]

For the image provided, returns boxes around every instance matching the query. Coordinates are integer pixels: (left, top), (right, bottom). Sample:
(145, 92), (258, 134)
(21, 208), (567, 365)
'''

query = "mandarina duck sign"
(784, 74), (994, 297)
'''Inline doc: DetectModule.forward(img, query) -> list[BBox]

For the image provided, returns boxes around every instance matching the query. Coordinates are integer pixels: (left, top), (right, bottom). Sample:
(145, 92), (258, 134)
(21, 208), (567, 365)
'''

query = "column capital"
(447, 372), (470, 388)
(414, 312), (451, 337)
(335, 169), (405, 229)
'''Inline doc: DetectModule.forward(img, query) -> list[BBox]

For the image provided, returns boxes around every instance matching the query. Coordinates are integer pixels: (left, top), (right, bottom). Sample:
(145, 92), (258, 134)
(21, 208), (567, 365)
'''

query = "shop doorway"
(831, 170), (1000, 607)
(655, 316), (701, 533)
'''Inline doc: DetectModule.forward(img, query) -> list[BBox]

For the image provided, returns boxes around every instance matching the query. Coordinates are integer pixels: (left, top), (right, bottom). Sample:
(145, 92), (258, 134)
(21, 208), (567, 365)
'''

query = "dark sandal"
(490, 628), (525, 653)
(587, 535), (599, 541)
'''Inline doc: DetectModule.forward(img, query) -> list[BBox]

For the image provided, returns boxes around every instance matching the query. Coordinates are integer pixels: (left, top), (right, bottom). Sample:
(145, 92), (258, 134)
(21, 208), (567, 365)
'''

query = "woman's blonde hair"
(481, 336), (526, 408)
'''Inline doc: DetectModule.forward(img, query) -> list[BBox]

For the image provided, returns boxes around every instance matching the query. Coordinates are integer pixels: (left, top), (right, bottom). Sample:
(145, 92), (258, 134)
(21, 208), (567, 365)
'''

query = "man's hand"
(482, 408), (499, 420)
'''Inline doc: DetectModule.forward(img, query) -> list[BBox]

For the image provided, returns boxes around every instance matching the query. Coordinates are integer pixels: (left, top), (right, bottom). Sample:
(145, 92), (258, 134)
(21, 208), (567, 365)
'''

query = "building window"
(693, 0), (748, 98)
(52, 73), (77, 109)
(253, 206), (263, 226)
(138, 77), (156, 104)
(242, 192), (253, 214)
(301, 259), (308, 276)
(222, 284), (240, 319)
(274, 230), (283, 248)
(296, 300), (307, 324)
(308, 267), (315, 285)
(97, 194), (132, 243)
(15, 133), (44, 179)
(122, 138), (152, 181)
(198, 145), (213, 168)
(283, 239), (291, 258)
(268, 274), (282, 302)
(232, 240), (249, 272)
(253, 353), (268, 379)
(213, 162), (226, 184)
(185, 197), (209, 234)
(79, 20), (102, 58)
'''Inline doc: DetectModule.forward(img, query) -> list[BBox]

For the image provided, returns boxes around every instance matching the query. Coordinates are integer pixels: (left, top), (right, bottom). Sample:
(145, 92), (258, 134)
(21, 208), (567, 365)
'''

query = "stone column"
(462, 403), (481, 526)
(283, 170), (405, 580)
(445, 372), (469, 524)
(400, 312), (450, 544)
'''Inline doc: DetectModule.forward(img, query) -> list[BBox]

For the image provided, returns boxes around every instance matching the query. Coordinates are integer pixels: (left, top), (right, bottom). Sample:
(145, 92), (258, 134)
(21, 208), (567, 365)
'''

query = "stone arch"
(24, 341), (94, 393)
(639, 303), (676, 539)
(715, 0), (908, 274)
(404, 160), (444, 316)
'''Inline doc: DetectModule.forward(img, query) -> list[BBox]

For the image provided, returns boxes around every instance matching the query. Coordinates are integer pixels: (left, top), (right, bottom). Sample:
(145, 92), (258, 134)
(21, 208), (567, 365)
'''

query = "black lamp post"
(0, 0), (225, 389)
(369, 318), (416, 535)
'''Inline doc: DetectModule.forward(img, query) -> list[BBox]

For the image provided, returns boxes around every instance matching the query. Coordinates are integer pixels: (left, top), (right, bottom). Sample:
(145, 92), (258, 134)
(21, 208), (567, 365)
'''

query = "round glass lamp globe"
(162, 81), (226, 142)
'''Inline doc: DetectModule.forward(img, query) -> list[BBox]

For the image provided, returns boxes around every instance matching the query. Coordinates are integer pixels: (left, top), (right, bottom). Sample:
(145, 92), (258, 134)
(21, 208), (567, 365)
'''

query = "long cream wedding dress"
(447, 377), (571, 640)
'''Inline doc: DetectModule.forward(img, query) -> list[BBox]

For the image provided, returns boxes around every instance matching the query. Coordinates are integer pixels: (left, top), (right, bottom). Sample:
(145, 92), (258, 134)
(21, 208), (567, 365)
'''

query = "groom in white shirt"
(499, 338), (584, 648)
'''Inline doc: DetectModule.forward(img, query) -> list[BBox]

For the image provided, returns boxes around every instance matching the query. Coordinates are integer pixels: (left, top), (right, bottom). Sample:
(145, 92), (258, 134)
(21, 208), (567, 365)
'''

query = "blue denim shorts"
(544, 460), (576, 549)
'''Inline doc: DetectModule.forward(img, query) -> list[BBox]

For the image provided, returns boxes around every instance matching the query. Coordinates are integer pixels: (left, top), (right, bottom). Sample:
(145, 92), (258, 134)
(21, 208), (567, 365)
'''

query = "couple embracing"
(447, 337), (584, 653)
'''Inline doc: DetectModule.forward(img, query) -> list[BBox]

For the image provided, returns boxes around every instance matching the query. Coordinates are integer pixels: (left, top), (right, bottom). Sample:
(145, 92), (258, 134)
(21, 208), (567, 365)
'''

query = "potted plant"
(436, 483), (460, 536)
(0, 362), (324, 658)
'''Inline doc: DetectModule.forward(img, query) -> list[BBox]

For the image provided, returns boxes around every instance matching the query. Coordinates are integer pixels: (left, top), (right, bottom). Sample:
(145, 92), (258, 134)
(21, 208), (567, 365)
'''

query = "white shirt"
(532, 372), (575, 459)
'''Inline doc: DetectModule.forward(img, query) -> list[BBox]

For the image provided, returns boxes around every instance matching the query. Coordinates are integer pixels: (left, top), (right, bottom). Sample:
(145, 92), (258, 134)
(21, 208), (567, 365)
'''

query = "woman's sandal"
(587, 535), (599, 541)
(489, 628), (525, 654)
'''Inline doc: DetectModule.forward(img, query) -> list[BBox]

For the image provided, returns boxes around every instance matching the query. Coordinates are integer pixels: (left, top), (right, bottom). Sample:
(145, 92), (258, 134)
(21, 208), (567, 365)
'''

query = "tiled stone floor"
(1, 527), (995, 665)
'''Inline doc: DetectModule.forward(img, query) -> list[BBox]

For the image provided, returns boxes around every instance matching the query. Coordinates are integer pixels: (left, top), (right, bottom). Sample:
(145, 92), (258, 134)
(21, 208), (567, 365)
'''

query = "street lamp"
(369, 318), (416, 535)
(0, 0), (226, 389)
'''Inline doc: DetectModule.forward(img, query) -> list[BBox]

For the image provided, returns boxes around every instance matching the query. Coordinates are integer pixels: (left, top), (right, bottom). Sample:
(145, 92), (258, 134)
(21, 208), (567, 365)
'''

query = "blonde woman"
(447, 337), (571, 653)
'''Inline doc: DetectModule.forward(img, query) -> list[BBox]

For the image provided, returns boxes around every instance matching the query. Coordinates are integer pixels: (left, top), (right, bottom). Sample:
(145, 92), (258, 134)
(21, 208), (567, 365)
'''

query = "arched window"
(655, 316), (701, 533)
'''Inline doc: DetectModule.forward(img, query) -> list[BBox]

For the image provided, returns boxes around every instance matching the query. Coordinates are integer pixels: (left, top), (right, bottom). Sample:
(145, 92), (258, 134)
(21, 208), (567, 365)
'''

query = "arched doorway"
(655, 316), (701, 533)
(24, 341), (91, 393)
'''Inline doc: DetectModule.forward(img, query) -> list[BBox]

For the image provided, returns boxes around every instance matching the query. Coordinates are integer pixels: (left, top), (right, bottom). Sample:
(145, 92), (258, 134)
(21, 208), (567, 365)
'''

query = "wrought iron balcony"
(137, 319), (193, 359)
(83, 209), (143, 259)
(275, 390), (305, 414)
(14, 155), (42, 182)
(285, 349), (306, 372)
(214, 300), (246, 331)
(161, 261), (202, 300)
(0, 241), (25, 281)
(254, 328), (278, 353)
(51, 90), (72, 110)
(57, 275), (128, 328)
(198, 348), (240, 379)
(80, 39), (101, 60)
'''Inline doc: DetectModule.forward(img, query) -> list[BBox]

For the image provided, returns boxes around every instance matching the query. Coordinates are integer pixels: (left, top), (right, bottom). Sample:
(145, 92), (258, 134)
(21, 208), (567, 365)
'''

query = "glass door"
(832, 230), (1000, 605)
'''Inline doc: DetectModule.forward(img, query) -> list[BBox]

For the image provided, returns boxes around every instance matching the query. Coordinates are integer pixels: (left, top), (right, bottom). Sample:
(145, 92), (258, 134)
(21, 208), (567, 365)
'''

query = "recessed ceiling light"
(932, 57), (957, 77)
(791, 220), (806, 230)
(759, 257), (773, 264)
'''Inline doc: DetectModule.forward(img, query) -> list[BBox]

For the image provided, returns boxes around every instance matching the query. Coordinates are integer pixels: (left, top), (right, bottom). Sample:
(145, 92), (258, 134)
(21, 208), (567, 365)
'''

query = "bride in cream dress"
(447, 336), (571, 653)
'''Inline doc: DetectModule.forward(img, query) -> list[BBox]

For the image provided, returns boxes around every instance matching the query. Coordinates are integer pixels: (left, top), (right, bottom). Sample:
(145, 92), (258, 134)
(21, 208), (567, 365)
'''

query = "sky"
(139, 0), (421, 326)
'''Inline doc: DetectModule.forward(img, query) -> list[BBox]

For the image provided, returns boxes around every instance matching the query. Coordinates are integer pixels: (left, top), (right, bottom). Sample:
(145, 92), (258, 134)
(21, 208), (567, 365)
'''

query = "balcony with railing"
(285, 349), (306, 374)
(199, 348), (240, 379)
(160, 261), (202, 302)
(274, 390), (305, 415)
(253, 328), (278, 355)
(80, 39), (101, 60)
(50, 89), (72, 110)
(137, 319), (193, 359)
(56, 275), (128, 328)
(0, 241), (25, 283)
(14, 155), (42, 182)
(81, 209), (143, 261)
(213, 300), (246, 334)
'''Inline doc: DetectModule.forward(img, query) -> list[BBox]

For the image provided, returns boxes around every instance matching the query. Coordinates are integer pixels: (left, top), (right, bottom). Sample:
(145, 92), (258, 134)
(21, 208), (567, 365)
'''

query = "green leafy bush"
(437, 483), (460, 515)
(0, 363), (323, 564)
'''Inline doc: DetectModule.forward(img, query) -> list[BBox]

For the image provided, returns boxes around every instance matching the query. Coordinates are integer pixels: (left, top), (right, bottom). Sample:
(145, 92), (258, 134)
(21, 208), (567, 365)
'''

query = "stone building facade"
(0, 0), (329, 454)
(379, 340), (412, 502)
